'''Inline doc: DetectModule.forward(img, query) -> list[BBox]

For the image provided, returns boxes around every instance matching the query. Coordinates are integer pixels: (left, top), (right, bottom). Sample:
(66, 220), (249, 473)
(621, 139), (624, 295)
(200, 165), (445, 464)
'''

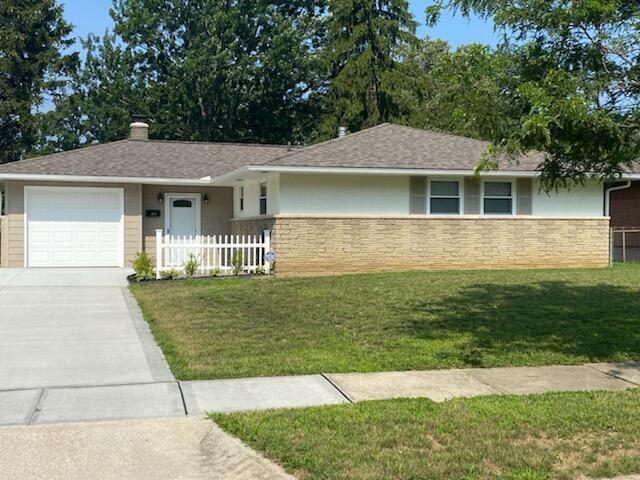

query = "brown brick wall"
(270, 216), (610, 277)
(610, 181), (640, 228)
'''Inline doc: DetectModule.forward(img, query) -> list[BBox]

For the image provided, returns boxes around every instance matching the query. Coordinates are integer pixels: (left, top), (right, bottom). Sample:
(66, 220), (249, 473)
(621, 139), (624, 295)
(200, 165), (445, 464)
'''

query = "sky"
(60, 0), (501, 53)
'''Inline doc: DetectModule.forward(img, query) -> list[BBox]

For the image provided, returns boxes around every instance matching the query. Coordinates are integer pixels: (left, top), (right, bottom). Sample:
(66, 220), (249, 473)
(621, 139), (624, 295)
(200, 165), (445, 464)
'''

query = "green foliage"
(209, 268), (221, 278)
(44, 0), (325, 148)
(317, 0), (420, 139)
(132, 251), (155, 281)
(0, 0), (77, 162)
(254, 265), (266, 275)
(230, 251), (244, 276)
(160, 269), (181, 280)
(183, 254), (200, 277)
(428, 0), (640, 190)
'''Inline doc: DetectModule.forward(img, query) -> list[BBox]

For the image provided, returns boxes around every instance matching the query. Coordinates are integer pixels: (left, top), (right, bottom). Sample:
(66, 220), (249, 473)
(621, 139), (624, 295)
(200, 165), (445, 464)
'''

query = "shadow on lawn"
(398, 281), (640, 366)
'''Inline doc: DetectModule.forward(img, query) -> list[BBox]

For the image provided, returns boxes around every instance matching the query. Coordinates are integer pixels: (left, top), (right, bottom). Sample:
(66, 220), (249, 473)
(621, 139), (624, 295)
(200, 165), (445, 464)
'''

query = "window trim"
(259, 181), (267, 216)
(427, 178), (463, 215)
(481, 179), (517, 216)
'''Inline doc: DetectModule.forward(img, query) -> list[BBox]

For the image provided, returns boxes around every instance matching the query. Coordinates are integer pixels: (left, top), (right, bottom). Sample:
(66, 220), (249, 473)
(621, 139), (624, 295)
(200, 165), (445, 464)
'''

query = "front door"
(166, 194), (201, 237)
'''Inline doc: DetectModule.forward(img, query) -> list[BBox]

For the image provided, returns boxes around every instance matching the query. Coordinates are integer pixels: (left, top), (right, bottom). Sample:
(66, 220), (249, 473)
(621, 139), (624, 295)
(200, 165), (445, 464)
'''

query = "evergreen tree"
(318, 0), (419, 139)
(0, 0), (77, 162)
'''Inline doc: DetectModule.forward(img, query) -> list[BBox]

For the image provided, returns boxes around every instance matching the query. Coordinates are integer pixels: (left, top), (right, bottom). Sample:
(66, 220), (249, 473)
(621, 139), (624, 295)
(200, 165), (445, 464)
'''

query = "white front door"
(165, 194), (201, 237)
(26, 186), (124, 267)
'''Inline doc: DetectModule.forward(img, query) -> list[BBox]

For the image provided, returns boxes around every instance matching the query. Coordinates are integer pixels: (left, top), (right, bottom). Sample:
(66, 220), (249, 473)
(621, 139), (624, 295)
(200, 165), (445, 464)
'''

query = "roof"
(264, 123), (546, 171)
(0, 123), (549, 181)
(0, 139), (288, 179)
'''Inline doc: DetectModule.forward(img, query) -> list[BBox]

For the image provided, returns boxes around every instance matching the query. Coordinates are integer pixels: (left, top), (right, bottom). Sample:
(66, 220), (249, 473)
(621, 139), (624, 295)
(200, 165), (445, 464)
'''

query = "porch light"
(203, 194), (209, 205)
(157, 192), (164, 203)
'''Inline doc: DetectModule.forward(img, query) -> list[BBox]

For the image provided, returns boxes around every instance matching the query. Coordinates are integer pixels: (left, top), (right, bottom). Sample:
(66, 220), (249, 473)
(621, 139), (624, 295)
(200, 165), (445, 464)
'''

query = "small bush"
(184, 254), (200, 277)
(132, 251), (155, 281)
(231, 251), (244, 276)
(254, 265), (266, 275)
(161, 269), (181, 280)
(209, 268), (221, 278)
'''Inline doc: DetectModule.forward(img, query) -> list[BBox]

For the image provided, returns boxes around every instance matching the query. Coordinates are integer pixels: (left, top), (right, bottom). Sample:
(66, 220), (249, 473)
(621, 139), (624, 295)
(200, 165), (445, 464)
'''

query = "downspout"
(605, 181), (631, 216)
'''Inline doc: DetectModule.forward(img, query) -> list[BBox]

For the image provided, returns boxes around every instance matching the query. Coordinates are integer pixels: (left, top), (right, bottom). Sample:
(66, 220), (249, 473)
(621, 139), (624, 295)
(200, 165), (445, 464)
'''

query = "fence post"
(623, 230), (627, 263)
(263, 229), (272, 275)
(155, 229), (163, 280)
(609, 228), (613, 267)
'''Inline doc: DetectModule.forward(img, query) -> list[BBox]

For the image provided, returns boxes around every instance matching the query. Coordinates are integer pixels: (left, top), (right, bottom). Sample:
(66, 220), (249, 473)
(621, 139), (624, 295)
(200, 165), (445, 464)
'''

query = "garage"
(25, 186), (124, 267)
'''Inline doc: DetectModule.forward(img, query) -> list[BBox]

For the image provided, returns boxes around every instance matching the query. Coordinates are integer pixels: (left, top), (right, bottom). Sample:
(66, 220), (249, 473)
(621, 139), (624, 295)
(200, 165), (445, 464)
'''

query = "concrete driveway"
(0, 269), (173, 390)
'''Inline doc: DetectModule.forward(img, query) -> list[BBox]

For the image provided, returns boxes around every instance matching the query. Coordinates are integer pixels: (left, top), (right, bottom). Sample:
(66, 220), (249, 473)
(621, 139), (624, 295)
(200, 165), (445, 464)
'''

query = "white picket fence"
(155, 229), (272, 279)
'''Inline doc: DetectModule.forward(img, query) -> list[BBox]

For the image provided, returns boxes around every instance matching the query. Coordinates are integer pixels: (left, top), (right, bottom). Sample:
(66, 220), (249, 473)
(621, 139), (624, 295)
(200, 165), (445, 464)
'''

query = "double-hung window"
(483, 181), (514, 215)
(429, 180), (461, 215)
(259, 182), (267, 215)
(239, 186), (245, 211)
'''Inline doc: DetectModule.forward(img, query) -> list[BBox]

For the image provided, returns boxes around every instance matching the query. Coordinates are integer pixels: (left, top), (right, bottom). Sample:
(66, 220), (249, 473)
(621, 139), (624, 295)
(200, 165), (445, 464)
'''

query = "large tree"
(394, 39), (522, 142)
(317, 0), (419, 139)
(0, 0), (77, 162)
(47, 0), (325, 148)
(427, 0), (640, 189)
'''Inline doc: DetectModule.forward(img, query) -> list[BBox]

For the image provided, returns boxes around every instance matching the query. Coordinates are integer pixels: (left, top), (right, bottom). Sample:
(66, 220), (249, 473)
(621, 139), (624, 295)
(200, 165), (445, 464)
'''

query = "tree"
(0, 0), (77, 162)
(395, 39), (522, 142)
(46, 0), (325, 149)
(427, 0), (640, 189)
(317, 0), (419, 139)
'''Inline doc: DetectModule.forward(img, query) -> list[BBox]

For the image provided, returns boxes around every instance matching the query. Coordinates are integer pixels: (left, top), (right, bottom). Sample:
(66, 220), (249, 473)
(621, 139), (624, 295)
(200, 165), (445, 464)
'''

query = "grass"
(129, 263), (640, 380)
(213, 390), (640, 480)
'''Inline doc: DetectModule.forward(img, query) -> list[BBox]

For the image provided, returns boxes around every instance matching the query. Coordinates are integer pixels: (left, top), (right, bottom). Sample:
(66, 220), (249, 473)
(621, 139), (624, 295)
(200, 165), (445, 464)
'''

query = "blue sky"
(60, 0), (501, 52)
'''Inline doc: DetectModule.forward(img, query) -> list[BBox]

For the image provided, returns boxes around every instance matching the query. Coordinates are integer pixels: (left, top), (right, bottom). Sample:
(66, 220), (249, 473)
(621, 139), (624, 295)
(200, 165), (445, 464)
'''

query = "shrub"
(161, 269), (181, 280)
(254, 265), (266, 275)
(231, 251), (244, 276)
(132, 252), (155, 281)
(184, 254), (200, 277)
(209, 268), (221, 278)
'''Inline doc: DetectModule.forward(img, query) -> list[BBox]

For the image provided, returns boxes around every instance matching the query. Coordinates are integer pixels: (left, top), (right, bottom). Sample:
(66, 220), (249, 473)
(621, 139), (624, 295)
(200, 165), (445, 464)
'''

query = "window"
(429, 181), (460, 214)
(483, 181), (513, 215)
(172, 199), (192, 208)
(239, 186), (244, 211)
(259, 182), (267, 215)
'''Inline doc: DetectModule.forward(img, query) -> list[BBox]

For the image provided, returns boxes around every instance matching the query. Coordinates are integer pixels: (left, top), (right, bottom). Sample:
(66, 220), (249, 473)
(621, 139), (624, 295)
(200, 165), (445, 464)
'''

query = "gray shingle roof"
(0, 139), (288, 179)
(0, 123), (548, 180)
(264, 123), (546, 171)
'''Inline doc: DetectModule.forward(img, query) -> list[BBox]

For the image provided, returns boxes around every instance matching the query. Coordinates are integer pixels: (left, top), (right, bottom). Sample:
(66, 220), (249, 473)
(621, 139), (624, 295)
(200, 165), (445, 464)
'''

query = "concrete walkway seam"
(27, 389), (46, 425)
(584, 364), (640, 387)
(320, 373), (355, 404)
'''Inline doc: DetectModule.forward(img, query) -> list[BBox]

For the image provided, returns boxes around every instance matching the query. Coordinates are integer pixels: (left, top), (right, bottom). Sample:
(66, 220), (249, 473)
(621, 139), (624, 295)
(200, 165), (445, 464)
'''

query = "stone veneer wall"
(269, 216), (610, 277)
(230, 217), (275, 236)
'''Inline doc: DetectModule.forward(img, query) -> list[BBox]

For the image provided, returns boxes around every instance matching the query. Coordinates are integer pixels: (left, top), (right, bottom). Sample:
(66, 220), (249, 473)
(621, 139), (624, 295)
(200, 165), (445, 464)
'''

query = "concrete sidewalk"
(1, 361), (638, 426)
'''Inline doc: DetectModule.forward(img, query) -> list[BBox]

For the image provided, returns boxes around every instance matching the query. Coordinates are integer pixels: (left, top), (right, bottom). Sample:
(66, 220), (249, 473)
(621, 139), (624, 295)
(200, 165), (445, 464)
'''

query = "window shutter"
(517, 178), (533, 215)
(464, 177), (481, 214)
(409, 177), (426, 214)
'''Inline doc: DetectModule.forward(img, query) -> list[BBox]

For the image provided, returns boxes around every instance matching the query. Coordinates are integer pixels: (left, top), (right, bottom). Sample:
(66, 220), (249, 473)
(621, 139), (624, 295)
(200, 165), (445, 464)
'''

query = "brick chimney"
(129, 115), (149, 140)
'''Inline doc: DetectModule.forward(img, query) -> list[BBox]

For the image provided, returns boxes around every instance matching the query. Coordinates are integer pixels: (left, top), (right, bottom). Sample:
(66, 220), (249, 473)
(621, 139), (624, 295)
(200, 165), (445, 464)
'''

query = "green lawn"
(213, 390), (640, 480)
(129, 264), (640, 380)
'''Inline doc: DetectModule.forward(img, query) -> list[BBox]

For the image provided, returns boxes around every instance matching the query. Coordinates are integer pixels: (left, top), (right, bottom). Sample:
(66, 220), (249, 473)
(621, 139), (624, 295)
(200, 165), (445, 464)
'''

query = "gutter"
(605, 181), (632, 216)
(0, 173), (215, 186)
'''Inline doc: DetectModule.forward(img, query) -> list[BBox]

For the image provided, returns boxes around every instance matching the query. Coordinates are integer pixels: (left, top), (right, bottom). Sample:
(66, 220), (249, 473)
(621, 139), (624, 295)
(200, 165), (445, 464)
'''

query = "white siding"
(279, 174), (410, 215)
(532, 180), (604, 217)
(234, 174), (280, 218)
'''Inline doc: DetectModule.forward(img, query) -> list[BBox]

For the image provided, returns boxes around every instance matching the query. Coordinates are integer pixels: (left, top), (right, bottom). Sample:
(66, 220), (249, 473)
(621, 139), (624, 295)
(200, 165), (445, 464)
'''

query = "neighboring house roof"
(0, 139), (288, 179)
(263, 123), (546, 172)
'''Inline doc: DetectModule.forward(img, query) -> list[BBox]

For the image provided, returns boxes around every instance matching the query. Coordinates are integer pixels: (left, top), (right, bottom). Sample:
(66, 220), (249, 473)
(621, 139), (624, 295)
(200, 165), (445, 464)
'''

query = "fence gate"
(610, 228), (640, 264)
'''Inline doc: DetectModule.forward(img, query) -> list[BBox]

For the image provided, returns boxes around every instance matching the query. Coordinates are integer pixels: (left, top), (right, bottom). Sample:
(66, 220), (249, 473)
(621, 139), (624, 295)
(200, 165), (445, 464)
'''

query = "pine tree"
(318, 0), (419, 139)
(0, 0), (77, 162)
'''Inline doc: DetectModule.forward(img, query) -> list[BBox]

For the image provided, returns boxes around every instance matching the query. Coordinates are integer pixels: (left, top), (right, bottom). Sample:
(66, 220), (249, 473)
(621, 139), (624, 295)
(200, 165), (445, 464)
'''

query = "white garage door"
(26, 187), (124, 267)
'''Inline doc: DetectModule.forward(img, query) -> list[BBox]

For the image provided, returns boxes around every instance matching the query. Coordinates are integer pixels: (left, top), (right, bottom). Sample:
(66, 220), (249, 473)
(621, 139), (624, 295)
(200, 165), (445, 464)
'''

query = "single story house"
(0, 122), (634, 276)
